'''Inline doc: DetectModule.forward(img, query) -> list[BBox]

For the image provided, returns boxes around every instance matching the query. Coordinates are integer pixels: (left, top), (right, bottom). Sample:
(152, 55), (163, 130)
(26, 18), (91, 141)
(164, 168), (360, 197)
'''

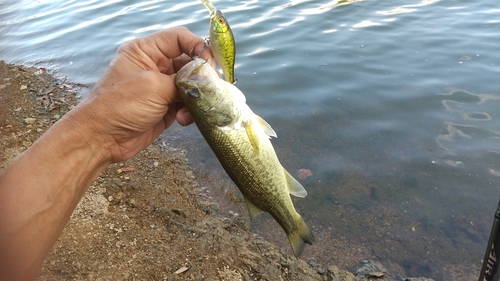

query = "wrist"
(36, 106), (112, 191)
(63, 95), (117, 166)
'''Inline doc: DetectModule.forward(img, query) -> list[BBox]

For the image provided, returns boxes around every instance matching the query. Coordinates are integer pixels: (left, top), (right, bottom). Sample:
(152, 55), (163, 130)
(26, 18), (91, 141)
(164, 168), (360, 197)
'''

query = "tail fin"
(288, 216), (315, 258)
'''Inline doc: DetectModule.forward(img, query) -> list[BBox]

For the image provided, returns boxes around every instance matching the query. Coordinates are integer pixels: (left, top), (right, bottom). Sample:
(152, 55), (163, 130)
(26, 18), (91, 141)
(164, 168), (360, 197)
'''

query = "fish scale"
(203, 118), (299, 239)
(175, 58), (314, 258)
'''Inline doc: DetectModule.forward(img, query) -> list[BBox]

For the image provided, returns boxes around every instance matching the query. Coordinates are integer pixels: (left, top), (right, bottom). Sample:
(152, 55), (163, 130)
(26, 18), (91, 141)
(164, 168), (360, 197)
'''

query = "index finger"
(141, 27), (213, 71)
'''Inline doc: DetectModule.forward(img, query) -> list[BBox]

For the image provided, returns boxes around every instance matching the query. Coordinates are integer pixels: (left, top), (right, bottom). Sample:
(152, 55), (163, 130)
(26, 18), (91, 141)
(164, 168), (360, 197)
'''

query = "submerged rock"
(355, 259), (387, 279)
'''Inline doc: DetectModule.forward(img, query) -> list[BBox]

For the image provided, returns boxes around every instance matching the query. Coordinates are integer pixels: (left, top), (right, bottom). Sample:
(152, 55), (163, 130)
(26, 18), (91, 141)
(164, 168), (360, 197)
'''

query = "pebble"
(174, 266), (189, 275)
(106, 178), (125, 190)
(24, 117), (36, 124)
(129, 198), (138, 207)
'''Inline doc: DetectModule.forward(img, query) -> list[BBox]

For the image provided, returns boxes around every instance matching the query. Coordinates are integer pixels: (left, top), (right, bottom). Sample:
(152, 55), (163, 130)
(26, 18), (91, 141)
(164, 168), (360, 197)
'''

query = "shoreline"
(0, 61), (436, 281)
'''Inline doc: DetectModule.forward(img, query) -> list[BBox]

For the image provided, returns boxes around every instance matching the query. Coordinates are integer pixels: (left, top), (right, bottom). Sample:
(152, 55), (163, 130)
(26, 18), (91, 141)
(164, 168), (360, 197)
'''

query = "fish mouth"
(175, 57), (213, 84)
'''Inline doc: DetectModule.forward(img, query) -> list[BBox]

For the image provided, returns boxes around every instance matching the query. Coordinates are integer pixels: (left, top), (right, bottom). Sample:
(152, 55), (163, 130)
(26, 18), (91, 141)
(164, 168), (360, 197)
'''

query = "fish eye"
(186, 88), (200, 98)
(217, 17), (225, 24)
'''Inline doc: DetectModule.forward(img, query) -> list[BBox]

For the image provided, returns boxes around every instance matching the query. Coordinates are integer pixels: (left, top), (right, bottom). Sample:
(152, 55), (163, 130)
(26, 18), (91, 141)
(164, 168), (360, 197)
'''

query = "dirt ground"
(0, 61), (437, 281)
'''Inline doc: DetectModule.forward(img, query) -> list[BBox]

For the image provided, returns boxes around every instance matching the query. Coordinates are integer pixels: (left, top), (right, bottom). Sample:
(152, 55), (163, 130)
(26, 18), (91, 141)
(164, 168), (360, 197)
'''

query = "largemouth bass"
(201, 0), (236, 83)
(175, 58), (314, 258)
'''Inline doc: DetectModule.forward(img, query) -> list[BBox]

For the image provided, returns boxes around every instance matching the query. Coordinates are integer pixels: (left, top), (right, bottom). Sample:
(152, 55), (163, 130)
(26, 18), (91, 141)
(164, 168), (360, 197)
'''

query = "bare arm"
(0, 27), (214, 281)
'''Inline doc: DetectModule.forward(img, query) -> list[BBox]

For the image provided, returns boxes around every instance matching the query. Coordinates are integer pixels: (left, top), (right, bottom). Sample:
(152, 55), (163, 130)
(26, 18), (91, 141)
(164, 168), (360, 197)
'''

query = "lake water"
(1, 0), (500, 280)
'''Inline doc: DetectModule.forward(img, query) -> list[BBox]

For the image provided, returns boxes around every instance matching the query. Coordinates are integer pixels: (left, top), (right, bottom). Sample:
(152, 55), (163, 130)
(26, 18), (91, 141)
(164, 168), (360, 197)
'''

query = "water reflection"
(297, 0), (363, 15)
(352, 20), (382, 28)
(437, 87), (500, 159)
(2, 0), (500, 279)
(232, 0), (361, 29)
(377, 0), (440, 15)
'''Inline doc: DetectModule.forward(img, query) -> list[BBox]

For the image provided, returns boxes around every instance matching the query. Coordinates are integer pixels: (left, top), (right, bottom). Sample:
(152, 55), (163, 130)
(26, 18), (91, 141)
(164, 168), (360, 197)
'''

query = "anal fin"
(244, 197), (264, 221)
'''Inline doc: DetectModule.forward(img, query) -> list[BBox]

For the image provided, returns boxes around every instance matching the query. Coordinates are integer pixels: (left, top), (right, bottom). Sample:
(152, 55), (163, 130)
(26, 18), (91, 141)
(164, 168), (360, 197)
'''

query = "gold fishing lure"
(201, 0), (236, 83)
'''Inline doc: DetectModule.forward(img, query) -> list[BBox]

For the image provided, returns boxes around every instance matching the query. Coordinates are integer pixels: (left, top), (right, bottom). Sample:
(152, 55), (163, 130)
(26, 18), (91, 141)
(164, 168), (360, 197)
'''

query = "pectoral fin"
(244, 122), (260, 154)
(285, 169), (307, 198)
(243, 114), (276, 154)
(244, 197), (264, 221)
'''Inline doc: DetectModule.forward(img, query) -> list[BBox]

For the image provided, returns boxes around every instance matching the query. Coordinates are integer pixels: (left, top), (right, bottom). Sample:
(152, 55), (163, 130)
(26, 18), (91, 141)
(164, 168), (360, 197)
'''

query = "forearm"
(0, 27), (207, 280)
(0, 106), (111, 281)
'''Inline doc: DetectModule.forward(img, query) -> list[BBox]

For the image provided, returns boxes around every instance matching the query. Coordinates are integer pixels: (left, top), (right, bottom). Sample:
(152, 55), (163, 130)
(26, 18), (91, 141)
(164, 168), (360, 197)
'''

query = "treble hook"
(189, 37), (210, 59)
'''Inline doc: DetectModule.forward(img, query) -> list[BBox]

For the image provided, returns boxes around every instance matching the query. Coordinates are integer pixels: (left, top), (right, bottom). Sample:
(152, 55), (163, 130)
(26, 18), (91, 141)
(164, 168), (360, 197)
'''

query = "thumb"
(152, 72), (182, 105)
(176, 106), (193, 126)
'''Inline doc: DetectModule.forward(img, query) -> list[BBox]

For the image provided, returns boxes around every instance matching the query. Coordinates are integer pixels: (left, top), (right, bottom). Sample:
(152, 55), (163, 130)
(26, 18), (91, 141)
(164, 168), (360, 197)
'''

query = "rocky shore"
(0, 61), (436, 281)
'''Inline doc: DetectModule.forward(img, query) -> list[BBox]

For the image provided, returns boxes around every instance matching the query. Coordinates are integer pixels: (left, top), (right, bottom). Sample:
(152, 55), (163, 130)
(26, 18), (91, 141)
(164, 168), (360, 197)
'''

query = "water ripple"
(1, 1), (500, 278)
(437, 88), (500, 157)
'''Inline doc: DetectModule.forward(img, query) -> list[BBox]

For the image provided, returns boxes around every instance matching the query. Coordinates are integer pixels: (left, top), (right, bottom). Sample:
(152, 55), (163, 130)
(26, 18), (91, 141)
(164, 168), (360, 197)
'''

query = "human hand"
(0, 27), (218, 281)
(70, 27), (215, 164)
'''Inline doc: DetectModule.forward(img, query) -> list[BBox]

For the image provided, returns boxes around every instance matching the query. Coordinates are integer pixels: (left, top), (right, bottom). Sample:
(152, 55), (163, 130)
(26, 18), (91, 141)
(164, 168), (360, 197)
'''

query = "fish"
(175, 57), (314, 258)
(201, 0), (236, 83)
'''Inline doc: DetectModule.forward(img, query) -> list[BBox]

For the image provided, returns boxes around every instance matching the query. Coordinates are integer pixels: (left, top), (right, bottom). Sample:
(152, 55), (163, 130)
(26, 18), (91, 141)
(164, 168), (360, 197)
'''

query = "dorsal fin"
(255, 114), (277, 138)
(284, 169), (307, 198)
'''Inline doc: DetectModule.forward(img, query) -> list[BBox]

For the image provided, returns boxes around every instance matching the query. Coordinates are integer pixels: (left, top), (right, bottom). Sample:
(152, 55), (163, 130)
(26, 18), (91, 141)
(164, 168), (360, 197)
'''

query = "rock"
(355, 260), (387, 279)
(308, 257), (319, 268)
(106, 178), (125, 190)
(129, 198), (138, 207)
(130, 182), (139, 190)
(196, 200), (219, 214)
(403, 278), (435, 281)
(326, 265), (358, 281)
(24, 117), (36, 124)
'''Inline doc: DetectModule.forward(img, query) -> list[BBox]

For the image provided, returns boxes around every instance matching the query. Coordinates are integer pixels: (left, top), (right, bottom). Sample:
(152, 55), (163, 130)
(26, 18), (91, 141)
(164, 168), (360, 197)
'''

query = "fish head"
(211, 10), (230, 34)
(175, 57), (245, 128)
